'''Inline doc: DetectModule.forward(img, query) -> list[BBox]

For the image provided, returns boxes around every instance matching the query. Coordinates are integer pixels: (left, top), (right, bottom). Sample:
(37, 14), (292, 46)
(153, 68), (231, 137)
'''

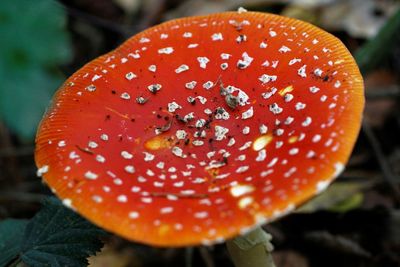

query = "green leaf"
(20, 197), (106, 267)
(297, 181), (372, 213)
(0, 0), (71, 141)
(0, 0), (71, 67)
(0, 68), (63, 140)
(355, 8), (400, 74)
(0, 219), (29, 267)
(329, 193), (364, 213)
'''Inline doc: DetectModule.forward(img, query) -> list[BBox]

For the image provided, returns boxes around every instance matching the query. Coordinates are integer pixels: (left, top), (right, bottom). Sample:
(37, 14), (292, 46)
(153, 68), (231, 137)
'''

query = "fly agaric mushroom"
(35, 10), (364, 247)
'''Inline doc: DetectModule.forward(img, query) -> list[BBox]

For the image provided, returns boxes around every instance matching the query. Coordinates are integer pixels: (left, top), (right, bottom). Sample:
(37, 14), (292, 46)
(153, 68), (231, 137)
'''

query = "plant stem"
(226, 227), (276, 267)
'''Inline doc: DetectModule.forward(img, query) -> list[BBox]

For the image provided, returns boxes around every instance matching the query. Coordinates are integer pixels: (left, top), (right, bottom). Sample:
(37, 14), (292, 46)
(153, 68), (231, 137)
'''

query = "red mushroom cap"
(35, 11), (364, 246)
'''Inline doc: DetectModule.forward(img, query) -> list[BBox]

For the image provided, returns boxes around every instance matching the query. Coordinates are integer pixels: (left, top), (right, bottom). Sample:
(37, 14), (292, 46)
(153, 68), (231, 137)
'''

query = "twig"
(305, 231), (371, 258)
(0, 192), (47, 204)
(0, 146), (34, 158)
(137, 0), (168, 31)
(396, 107), (400, 129)
(365, 85), (400, 100)
(8, 258), (23, 267)
(185, 247), (194, 267)
(0, 122), (22, 182)
(199, 246), (215, 267)
(56, 2), (137, 37)
(362, 120), (400, 202)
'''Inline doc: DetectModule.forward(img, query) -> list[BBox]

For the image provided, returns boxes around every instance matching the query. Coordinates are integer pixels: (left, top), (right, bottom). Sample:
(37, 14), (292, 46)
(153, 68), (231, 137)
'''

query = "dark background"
(0, 0), (399, 266)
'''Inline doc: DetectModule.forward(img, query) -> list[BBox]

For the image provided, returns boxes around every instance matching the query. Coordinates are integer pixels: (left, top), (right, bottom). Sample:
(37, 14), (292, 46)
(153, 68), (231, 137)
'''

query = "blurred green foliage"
(0, 198), (105, 267)
(297, 182), (370, 213)
(355, 8), (400, 74)
(0, 0), (71, 141)
(0, 219), (29, 267)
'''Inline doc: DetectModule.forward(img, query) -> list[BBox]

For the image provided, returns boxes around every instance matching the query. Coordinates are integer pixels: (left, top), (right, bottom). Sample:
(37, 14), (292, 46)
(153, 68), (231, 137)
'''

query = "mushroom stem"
(226, 227), (276, 267)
